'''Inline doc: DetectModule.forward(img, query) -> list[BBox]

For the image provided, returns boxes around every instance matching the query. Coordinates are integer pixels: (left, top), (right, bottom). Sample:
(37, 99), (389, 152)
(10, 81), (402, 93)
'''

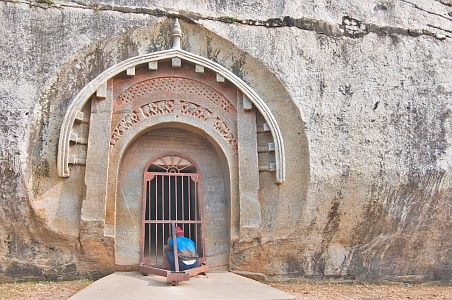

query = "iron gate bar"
(171, 222), (180, 272)
(175, 177), (177, 221)
(181, 176), (185, 223)
(194, 183), (198, 249)
(188, 176), (191, 241)
(143, 220), (202, 223)
(168, 174), (171, 220)
(155, 177), (158, 266)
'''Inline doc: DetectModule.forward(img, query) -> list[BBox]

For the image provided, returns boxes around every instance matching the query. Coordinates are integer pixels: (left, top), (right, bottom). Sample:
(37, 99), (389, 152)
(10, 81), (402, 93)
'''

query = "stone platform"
(68, 271), (294, 300)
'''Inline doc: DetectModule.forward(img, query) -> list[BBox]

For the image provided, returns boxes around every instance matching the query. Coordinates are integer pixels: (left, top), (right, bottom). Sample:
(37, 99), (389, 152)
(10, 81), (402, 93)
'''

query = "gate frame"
(139, 153), (209, 284)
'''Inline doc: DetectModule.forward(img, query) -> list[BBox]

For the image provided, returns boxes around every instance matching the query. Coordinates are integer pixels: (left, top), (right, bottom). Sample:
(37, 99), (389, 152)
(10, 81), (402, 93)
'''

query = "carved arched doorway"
(115, 125), (231, 270)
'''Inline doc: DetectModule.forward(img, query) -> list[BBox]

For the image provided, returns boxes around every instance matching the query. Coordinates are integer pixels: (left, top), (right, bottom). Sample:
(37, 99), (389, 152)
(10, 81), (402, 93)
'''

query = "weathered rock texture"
(0, 0), (451, 283)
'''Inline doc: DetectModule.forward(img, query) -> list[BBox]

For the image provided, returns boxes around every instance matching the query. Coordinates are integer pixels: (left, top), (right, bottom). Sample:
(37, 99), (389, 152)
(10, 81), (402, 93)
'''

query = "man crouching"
(164, 226), (199, 271)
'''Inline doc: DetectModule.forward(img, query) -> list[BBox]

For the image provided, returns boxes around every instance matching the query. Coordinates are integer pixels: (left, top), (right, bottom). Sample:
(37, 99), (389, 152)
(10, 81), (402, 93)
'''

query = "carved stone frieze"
(115, 77), (235, 113)
(213, 117), (238, 155)
(180, 100), (212, 122)
(110, 101), (236, 155)
(110, 111), (140, 146)
(141, 100), (174, 117)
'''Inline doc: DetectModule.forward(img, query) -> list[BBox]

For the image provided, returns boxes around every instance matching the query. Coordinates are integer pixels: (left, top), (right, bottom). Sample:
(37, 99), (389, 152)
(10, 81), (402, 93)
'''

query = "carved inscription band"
(110, 100), (237, 155)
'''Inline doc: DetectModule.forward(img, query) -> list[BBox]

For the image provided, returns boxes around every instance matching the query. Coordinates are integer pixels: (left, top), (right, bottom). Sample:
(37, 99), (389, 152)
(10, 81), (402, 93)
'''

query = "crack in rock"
(400, 0), (452, 21)
(3, 0), (450, 41)
(435, 0), (452, 7)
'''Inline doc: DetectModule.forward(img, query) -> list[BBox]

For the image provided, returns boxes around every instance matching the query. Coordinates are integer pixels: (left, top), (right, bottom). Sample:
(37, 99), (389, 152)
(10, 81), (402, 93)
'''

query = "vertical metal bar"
(172, 222), (180, 272)
(159, 223), (165, 265)
(145, 180), (148, 262)
(147, 223), (150, 264)
(196, 179), (199, 221)
(166, 175), (171, 267)
(162, 175), (165, 220)
(184, 177), (186, 237)
(188, 176), (192, 240)
(189, 177), (192, 241)
(148, 181), (152, 262)
(153, 224), (156, 266)
(154, 177), (157, 221)
(194, 178), (198, 249)
(154, 177), (158, 266)
(182, 175), (185, 222)
(168, 175), (172, 221)
(163, 223), (166, 264)
(163, 175), (166, 265)
(148, 176), (152, 266)
(175, 175), (178, 221)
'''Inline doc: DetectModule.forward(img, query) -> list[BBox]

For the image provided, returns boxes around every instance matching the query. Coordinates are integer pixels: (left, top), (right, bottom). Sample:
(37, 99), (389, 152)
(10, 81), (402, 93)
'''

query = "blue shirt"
(169, 236), (197, 253)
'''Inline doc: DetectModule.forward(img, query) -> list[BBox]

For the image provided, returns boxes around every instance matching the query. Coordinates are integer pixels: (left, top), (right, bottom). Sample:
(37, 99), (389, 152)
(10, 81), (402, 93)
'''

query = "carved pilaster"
(237, 92), (261, 234)
(82, 80), (114, 236)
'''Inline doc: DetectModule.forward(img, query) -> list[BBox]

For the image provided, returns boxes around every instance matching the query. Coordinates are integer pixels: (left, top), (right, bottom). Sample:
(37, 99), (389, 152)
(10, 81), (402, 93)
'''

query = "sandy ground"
(0, 280), (93, 300)
(0, 279), (451, 299)
(269, 281), (452, 300)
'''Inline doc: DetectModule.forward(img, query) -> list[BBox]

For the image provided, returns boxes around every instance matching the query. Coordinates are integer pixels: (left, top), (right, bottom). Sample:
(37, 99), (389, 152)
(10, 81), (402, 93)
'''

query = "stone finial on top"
(171, 18), (182, 49)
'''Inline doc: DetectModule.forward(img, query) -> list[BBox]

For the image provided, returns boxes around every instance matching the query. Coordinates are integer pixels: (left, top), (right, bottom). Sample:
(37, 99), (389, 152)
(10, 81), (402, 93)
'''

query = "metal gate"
(140, 154), (206, 269)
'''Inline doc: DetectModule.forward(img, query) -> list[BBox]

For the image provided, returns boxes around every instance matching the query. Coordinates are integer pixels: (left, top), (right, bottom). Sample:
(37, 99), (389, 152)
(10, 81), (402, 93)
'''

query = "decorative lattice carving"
(115, 77), (235, 113)
(213, 117), (238, 155)
(110, 111), (140, 146)
(141, 100), (174, 117)
(180, 101), (212, 122)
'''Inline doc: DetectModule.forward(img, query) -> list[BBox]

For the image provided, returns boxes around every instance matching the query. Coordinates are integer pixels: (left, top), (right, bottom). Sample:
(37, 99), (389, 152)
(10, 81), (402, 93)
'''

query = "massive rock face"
(0, 0), (451, 282)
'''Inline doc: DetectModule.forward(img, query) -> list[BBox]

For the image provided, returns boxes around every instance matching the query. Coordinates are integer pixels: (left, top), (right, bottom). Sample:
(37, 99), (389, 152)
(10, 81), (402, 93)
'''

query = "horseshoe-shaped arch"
(57, 47), (286, 183)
